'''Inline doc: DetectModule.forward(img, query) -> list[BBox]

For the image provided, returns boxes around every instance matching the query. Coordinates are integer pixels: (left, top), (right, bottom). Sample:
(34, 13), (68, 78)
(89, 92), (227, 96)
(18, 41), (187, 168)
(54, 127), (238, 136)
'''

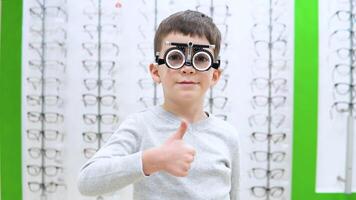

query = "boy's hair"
(154, 10), (222, 58)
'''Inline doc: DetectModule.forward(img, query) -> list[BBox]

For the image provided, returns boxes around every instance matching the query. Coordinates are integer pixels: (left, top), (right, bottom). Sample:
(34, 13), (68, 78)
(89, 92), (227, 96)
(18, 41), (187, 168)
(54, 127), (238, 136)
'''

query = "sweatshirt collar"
(150, 105), (214, 131)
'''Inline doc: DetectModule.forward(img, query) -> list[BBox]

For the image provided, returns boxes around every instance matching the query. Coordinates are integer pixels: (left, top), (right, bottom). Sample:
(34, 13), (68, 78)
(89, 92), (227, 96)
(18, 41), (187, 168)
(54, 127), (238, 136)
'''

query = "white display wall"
(317, 0), (356, 193)
(21, 0), (294, 199)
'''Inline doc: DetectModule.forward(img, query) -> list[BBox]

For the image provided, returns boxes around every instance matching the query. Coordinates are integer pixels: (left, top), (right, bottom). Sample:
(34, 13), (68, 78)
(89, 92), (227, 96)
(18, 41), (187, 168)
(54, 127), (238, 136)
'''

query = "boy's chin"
(175, 92), (201, 101)
(165, 88), (206, 102)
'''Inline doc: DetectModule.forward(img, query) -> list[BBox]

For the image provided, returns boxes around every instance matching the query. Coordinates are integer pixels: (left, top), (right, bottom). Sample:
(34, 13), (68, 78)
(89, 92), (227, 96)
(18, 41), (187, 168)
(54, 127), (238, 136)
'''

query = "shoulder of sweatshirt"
(111, 107), (154, 136)
(211, 116), (240, 152)
(212, 116), (239, 136)
(119, 107), (152, 125)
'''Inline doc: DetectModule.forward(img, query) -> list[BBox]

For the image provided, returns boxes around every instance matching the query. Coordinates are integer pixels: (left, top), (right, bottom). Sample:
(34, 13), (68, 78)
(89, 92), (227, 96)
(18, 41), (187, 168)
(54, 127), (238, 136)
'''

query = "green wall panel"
(0, 0), (23, 200)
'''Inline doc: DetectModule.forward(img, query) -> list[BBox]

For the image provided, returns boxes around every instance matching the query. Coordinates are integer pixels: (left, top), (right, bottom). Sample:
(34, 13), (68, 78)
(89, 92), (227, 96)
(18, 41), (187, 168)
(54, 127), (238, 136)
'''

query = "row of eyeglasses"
(80, 0), (120, 162)
(327, 0), (356, 193)
(248, 0), (290, 199)
(80, 1), (121, 200)
(26, 0), (67, 198)
(135, 0), (160, 109)
(329, 1), (356, 118)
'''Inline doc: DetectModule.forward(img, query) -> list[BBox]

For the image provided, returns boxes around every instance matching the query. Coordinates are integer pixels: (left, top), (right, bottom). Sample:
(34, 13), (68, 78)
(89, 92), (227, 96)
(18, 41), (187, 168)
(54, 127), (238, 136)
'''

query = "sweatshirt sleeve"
(77, 114), (149, 196)
(229, 129), (240, 200)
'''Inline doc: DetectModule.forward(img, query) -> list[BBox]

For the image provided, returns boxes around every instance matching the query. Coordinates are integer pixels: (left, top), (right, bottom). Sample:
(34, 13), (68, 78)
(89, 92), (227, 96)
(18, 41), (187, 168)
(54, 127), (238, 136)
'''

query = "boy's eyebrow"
(165, 41), (215, 49)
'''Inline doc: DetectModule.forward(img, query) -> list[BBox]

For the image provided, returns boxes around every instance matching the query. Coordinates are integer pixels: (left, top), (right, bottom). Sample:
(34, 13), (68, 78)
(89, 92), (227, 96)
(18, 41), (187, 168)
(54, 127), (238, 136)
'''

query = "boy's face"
(149, 32), (221, 105)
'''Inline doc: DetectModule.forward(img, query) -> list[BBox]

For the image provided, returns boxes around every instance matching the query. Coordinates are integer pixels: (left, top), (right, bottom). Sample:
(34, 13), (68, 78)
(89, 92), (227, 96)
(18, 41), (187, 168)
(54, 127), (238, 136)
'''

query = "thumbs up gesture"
(142, 120), (196, 177)
(159, 120), (196, 177)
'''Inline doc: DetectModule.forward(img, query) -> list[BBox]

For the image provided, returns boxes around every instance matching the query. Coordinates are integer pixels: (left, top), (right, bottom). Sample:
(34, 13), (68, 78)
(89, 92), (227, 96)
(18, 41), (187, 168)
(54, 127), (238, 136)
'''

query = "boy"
(78, 10), (240, 200)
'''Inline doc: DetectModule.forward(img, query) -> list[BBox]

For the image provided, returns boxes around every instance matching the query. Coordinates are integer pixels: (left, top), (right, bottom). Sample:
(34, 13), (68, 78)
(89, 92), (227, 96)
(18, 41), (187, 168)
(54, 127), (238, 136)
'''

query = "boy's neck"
(162, 100), (207, 124)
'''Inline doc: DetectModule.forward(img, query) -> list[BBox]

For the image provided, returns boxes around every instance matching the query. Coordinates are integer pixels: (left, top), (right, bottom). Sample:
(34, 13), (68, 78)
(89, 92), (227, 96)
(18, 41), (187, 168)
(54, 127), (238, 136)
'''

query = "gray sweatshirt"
(78, 105), (240, 200)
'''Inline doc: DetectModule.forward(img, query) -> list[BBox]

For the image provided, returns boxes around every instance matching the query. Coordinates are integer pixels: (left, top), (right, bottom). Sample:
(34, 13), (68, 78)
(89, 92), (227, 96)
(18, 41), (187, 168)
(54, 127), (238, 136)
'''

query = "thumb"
(170, 120), (189, 140)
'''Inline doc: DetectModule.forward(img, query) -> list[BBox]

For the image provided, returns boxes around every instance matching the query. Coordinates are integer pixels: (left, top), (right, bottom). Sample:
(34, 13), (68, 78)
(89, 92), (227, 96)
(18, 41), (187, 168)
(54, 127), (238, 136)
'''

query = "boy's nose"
(180, 65), (196, 74)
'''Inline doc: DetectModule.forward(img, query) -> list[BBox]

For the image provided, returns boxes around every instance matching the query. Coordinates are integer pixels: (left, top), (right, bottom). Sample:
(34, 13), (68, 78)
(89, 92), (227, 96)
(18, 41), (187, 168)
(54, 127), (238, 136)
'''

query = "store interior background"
(1, 0), (356, 200)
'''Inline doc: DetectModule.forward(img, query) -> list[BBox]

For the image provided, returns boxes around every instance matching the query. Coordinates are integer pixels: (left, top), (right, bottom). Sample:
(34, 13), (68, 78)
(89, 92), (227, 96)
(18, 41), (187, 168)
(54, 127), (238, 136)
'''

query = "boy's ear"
(210, 68), (222, 87)
(149, 63), (161, 84)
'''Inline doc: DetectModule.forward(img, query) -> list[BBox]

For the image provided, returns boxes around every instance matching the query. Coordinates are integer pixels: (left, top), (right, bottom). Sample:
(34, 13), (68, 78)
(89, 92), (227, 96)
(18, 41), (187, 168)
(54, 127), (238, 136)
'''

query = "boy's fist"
(160, 120), (196, 177)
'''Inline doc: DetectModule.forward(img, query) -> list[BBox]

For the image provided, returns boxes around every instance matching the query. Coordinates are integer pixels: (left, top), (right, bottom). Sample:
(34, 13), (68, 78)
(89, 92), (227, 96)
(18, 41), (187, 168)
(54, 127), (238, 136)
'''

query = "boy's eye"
(197, 56), (208, 62)
(194, 54), (209, 63)
(168, 54), (182, 60)
(167, 52), (184, 61)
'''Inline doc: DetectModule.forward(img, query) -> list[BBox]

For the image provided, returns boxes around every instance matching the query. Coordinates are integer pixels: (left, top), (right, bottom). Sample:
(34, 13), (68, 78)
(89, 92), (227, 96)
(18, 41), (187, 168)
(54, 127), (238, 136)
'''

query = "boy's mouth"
(177, 81), (198, 84)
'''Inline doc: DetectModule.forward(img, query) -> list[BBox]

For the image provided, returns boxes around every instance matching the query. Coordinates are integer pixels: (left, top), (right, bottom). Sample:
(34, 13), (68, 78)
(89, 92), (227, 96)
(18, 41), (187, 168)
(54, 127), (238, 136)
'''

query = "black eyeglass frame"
(155, 41), (221, 72)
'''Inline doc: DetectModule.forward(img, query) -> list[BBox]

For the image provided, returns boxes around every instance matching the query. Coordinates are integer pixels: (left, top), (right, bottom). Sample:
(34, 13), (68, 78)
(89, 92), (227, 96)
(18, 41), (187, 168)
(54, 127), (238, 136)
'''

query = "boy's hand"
(160, 120), (196, 177)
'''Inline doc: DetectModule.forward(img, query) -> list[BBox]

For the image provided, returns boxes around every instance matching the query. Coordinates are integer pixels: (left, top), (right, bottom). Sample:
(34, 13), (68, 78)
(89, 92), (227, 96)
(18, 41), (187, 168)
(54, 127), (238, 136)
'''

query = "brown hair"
(154, 10), (221, 58)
